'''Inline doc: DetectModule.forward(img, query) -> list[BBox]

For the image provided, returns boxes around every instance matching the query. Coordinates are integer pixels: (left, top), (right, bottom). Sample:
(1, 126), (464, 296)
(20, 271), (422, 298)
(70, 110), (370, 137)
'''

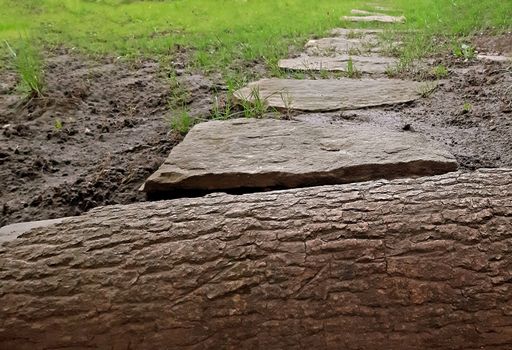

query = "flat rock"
(143, 119), (457, 194)
(330, 28), (383, 36)
(477, 54), (511, 62)
(342, 14), (405, 23)
(306, 37), (380, 55)
(234, 78), (430, 112)
(0, 218), (71, 244)
(279, 54), (397, 74)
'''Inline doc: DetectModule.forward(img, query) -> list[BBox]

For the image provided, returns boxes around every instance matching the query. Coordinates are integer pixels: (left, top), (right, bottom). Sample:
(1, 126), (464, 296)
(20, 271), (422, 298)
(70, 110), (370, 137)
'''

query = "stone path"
(282, 28), (399, 74)
(3, 3), (457, 236)
(140, 3), (456, 197)
(143, 119), (457, 195)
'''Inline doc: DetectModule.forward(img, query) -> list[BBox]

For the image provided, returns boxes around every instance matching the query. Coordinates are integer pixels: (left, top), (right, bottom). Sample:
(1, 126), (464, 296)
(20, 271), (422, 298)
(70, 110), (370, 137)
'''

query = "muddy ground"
(0, 37), (511, 226)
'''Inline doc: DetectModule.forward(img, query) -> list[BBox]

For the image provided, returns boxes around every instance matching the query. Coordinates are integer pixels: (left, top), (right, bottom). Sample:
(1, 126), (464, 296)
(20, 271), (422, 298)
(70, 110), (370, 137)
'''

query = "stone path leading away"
(233, 78), (430, 111)
(143, 119), (457, 195)
(141, 4), (456, 197)
(281, 27), (399, 75)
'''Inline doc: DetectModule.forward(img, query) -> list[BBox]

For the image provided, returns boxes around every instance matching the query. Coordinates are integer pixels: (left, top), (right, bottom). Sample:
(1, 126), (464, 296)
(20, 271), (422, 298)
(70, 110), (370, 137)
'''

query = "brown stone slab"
(278, 54), (397, 74)
(233, 78), (430, 112)
(143, 118), (457, 194)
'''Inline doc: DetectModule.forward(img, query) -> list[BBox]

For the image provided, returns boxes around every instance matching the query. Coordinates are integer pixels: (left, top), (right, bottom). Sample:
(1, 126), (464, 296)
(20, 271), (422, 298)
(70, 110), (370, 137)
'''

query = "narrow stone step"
(142, 119), (458, 195)
(477, 54), (511, 63)
(233, 78), (432, 112)
(279, 54), (397, 74)
(342, 13), (405, 23)
(329, 28), (383, 36)
(306, 36), (380, 56)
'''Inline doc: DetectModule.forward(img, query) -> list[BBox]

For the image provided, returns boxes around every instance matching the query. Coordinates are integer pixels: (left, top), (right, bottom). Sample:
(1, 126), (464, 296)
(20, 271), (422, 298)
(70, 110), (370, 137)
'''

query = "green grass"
(0, 0), (510, 80)
(4, 37), (45, 96)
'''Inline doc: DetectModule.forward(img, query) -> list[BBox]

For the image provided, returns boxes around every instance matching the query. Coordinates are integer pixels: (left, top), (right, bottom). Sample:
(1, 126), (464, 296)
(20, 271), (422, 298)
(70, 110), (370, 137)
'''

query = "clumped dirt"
(0, 50), (215, 226)
(1, 40), (511, 227)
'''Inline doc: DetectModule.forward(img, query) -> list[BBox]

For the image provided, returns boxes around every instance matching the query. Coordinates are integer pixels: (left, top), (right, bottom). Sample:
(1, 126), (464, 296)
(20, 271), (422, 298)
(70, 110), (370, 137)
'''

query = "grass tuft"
(5, 38), (44, 96)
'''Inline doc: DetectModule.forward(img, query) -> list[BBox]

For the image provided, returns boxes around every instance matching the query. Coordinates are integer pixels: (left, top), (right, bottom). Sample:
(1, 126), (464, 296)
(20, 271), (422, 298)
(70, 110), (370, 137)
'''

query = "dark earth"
(0, 35), (511, 226)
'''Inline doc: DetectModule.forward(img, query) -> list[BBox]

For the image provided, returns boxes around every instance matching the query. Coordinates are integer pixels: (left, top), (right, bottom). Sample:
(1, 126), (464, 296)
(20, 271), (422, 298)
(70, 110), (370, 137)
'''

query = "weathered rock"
(234, 78), (431, 112)
(351, 9), (380, 15)
(279, 54), (397, 74)
(306, 36), (380, 56)
(477, 54), (511, 63)
(143, 118), (457, 195)
(342, 14), (406, 23)
(0, 218), (71, 244)
(1, 169), (512, 349)
(329, 28), (383, 36)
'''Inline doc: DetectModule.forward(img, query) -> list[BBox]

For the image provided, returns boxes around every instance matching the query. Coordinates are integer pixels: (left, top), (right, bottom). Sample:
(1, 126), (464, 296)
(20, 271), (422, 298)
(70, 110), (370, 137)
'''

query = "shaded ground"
(0, 38), (511, 226)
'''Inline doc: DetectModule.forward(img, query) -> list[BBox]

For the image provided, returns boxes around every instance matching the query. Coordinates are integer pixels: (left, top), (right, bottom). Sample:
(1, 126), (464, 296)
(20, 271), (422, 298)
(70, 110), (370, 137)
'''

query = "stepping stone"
(278, 54), (397, 74)
(0, 218), (71, 244)
(306, 37), (380, 56)
(477, 54), (511, 63)
(330, 28), (383, 37)
(351, 9), (381, 15)
(342, 14), (405, 23)
(143, 119), (457, 194)
(234, 78), (431, 112)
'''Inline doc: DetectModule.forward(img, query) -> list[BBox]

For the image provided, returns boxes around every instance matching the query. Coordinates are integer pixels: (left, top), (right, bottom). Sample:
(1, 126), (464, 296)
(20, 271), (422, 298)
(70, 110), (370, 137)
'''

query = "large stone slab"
(279, 54), (397, 74)
(143, 119), (457, 194)
(234, 78), (430, 112)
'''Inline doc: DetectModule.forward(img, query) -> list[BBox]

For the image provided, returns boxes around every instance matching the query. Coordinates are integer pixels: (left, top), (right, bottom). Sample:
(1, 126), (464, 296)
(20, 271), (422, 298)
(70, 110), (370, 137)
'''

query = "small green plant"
(54, 118), (63, 130)
(240, 86), (268, 118)
(168, 109), (195, 135)
(5, 38), (44, 96)
(167, 71), (190, 108)
(433, 64), (449, 79)
(462, 102), (473, 113)
(385, 64), (400, 78)
(319, 67), (329, 79)
(346, 57), (361, 78)
(279, 91), (293, 119)
(417, 82), (438, 98)
(453, 43), (476, 60)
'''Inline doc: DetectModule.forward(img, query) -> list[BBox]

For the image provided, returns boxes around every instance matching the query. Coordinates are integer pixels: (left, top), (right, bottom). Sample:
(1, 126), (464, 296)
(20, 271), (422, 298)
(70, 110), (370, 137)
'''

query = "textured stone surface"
(1, 169), (512, 349)
(0, 218), (71, 244)
(234, 78), (430, 112)
(329, 28), (383, 36)
(342, 14), (406, 23)
(477, 54), (511, 62)
(305, 36), (380, 55)
(279, 54), (397, 74)
(143, 118), (457, 194)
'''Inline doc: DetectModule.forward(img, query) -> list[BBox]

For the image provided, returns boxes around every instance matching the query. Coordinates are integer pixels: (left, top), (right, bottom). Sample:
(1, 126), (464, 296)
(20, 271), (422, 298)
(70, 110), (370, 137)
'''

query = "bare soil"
(0, 39), (511, 226)
(0, 50), (214, 226)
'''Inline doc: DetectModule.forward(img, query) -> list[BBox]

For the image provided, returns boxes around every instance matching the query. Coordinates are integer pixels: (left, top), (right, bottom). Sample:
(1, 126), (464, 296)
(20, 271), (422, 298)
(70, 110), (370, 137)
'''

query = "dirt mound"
(0, 52), (178, 226)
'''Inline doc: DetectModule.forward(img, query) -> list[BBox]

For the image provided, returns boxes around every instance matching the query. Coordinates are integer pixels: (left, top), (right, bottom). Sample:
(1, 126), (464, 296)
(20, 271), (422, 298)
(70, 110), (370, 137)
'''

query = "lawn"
(1, 0), (510, 75)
